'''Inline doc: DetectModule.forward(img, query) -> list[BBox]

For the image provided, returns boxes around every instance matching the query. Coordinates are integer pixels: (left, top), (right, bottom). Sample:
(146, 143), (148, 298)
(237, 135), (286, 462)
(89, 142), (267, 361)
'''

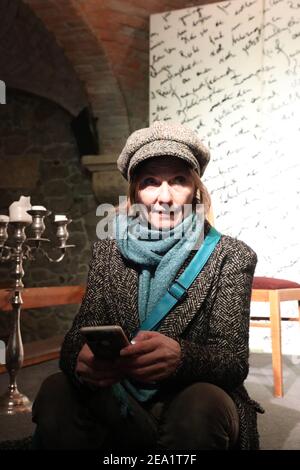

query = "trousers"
(32, 372), (239, 450)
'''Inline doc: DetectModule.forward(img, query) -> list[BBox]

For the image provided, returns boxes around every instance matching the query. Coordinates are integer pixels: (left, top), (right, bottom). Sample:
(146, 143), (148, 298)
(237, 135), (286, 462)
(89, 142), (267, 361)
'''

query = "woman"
(32, 121), (263, 450)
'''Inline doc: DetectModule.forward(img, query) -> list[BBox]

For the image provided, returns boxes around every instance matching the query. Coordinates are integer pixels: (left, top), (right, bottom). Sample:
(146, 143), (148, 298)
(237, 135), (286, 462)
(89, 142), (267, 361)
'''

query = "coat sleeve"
(170, 240), (257, 391)
(59, 240), (111, 385)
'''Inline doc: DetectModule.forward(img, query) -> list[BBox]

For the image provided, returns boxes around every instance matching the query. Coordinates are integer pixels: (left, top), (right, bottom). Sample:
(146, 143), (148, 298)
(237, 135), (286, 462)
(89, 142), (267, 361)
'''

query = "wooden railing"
(0, 285), (86, 374)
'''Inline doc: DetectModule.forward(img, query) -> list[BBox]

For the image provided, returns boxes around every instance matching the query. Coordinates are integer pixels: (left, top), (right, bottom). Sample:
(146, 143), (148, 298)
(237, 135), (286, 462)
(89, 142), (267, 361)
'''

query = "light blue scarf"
(114, 210), (203, 325)
(111, 210), (204, 411)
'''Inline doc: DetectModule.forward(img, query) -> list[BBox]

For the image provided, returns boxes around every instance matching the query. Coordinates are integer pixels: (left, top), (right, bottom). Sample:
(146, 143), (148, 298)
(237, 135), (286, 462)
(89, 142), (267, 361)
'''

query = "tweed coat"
(60, 221), (264, 450)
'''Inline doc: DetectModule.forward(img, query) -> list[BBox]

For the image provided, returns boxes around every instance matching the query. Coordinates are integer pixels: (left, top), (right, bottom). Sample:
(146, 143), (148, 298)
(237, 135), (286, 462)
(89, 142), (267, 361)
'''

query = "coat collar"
(110, 220), (222, 339)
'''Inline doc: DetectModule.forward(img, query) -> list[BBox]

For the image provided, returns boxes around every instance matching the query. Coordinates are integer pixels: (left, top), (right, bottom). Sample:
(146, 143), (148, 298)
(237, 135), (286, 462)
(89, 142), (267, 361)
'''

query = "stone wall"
(0, 89), (98, 342)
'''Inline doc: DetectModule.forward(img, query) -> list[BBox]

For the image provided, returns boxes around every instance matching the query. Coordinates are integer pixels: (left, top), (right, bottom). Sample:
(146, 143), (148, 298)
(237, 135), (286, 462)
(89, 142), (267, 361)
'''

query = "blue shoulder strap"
(139, 226), (222, 332)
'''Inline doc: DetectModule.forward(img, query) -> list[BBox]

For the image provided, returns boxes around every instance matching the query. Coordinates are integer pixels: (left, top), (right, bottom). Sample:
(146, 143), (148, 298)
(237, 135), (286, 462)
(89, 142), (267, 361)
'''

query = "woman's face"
(135, 156), (195, 230)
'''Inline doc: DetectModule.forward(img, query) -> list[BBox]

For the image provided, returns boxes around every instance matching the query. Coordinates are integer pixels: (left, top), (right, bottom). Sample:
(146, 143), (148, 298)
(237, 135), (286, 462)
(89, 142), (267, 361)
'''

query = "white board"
(150, 0), (300, 283)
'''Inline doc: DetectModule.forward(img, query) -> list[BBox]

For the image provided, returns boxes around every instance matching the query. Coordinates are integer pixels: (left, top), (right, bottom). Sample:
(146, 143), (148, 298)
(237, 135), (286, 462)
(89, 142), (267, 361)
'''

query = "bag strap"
(139, 226), (222, 332)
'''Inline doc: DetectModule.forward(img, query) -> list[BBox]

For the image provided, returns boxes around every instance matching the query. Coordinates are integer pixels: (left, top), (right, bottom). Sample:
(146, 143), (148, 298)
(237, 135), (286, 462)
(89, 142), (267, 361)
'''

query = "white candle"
(31, 205), (47, 211)
(0, 215), (9, 223)
(54, 214), (68, 222)
(9, 196), (32, 223)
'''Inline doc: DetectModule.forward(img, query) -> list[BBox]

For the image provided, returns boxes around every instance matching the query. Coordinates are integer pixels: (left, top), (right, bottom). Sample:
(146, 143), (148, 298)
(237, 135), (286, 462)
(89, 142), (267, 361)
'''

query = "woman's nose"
(157, 182), (172, 204)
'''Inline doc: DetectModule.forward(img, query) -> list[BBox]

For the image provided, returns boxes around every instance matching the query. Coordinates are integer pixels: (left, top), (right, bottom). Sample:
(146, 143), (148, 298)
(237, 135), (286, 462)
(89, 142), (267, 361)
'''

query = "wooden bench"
(0, 285), (86, 374)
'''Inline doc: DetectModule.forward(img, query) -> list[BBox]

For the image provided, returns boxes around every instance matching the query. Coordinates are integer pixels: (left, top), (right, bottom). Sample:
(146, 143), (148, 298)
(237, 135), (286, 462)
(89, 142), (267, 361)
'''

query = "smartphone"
(80, 325), (130, 360)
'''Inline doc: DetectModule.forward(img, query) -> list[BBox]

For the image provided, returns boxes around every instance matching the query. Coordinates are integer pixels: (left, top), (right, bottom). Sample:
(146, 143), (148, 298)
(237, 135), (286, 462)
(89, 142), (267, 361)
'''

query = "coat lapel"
(158, 245), (220, 338)
(109, 246), (140, 337)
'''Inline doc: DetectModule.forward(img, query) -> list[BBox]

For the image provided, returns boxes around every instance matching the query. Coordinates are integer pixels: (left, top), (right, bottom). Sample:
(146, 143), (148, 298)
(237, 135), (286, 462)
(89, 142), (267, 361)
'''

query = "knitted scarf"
(115, 210), (203, 324)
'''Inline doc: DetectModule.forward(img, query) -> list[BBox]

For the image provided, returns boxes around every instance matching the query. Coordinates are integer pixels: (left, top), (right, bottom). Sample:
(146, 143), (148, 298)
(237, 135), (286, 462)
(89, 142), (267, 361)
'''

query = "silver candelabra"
(0, 207), (74, 415)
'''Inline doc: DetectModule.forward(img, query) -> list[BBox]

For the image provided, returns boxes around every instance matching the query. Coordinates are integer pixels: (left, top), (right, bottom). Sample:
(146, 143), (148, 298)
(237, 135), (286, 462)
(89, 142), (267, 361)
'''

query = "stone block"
(81, 154), (128, 205)
(0, 154), (40, 189)
(93, 170), (128, 206)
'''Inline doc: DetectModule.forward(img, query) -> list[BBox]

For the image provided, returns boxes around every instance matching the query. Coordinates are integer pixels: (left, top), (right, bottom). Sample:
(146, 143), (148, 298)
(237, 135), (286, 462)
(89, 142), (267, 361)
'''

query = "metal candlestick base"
(0, 207), (74, 415)
(0, 387), (32, 415)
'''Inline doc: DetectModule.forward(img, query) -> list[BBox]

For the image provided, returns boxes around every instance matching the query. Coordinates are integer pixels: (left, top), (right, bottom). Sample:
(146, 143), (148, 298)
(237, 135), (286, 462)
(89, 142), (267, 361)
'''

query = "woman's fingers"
(120, 337), (158, 357)
(120, 331), (161, 357)
(133, 331), (155, 342)
(127, 363), (167, 382)
(120, 351), (160, 369)
(77, 332), (181, 385)
(118, 332), (181, 383)
(78, 344), (95, 366)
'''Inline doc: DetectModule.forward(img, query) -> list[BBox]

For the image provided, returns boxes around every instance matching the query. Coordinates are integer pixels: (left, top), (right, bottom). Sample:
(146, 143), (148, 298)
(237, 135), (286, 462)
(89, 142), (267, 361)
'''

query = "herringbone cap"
(117, 121), (210, 181)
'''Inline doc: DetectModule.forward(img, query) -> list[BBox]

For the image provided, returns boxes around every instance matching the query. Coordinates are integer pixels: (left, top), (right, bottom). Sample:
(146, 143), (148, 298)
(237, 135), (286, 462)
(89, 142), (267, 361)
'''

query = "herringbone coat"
(60, 221), (263, 450)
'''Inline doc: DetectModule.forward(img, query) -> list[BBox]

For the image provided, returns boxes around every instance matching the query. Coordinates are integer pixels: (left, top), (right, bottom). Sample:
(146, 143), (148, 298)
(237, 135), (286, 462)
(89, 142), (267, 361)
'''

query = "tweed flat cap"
(117, 121), (210, 181)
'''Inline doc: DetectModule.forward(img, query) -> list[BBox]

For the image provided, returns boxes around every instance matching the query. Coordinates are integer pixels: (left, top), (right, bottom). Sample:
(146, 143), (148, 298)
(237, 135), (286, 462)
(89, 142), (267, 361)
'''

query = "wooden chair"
(0, 285), (86, 374)
(251, 277), (300, 397)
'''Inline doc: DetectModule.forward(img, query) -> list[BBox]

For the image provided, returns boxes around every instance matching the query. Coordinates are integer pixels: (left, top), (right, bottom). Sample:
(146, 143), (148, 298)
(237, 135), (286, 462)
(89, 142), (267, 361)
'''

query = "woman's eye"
(172, 176), (186, 184)
(142, 177), (158, 186)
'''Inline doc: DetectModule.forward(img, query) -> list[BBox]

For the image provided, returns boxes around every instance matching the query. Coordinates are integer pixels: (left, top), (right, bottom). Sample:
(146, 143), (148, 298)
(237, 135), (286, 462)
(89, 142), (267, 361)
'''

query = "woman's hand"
(118, 331), (181, 383)
(75, 343), (124, 387)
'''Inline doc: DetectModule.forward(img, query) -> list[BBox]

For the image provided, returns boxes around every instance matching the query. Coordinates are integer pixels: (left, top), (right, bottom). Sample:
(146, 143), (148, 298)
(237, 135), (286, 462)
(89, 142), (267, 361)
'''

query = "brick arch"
(0, 0), (87, 117)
